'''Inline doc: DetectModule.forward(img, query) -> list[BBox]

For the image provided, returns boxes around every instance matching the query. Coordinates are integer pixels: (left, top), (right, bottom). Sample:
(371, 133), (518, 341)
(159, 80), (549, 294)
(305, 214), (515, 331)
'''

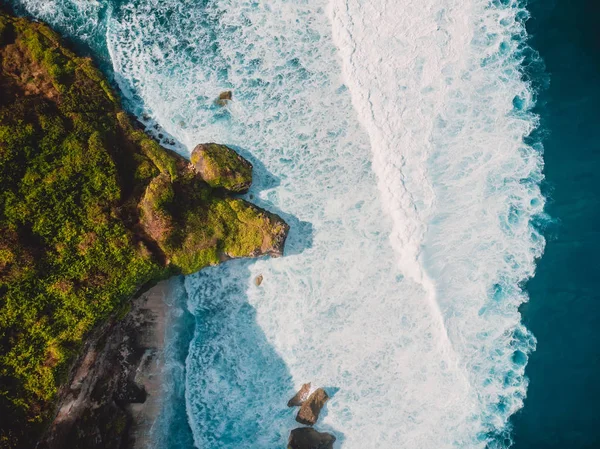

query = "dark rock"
(63, 403), (129, 449)
(287, 383), (311, 407)
(216, 90), (233, 106)
(288, 428), (336, 449)
(190, 143), (253, 193)
(296, 388), (329, 426)
(113, 380), (147, 404)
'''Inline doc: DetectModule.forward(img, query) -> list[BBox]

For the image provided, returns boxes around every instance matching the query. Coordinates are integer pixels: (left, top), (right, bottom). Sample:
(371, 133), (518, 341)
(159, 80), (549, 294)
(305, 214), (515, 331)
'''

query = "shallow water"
(8, 0), (546, 447)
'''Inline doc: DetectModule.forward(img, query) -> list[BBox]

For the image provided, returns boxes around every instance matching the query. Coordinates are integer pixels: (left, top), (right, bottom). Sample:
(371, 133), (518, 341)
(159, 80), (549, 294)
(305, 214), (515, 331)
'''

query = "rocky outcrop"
(286, 385), (336, 449)
(140, 143), (288, 275)
(287, 428), (336, 449)
(191, 143), (253, 193)
(296, 388), (329, 426)
(287, 383), (311, 407)
(254, 274), (264, 286)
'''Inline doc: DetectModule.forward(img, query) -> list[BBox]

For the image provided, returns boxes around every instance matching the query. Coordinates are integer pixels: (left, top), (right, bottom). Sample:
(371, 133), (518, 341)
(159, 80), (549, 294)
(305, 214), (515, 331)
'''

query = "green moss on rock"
(191, 143), (253, 192)
(140, 165), (288, 275)
(0, 11), (288, 449)
(167, 197), (288, 275)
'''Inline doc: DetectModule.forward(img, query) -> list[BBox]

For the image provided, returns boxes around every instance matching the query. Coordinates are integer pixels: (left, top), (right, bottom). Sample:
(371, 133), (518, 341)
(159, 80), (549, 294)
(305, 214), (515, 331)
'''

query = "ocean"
(510, 0), (600, 448)
(5, 0), (596, 448)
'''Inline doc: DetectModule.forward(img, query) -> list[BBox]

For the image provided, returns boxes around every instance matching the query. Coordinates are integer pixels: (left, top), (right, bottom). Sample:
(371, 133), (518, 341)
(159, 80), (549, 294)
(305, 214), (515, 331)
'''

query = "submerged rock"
(191, 143), (253, 193)
(287, 383), (311, 407)
(296, 388), (329, 426)
(288, 428), (336, 449)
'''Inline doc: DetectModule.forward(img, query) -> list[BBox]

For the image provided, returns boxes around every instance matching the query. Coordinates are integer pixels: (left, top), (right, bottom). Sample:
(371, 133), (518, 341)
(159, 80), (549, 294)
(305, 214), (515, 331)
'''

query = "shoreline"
(39, 279), (176, 449)
(0, 12), (289, 447)
(126, 279), (172, 449)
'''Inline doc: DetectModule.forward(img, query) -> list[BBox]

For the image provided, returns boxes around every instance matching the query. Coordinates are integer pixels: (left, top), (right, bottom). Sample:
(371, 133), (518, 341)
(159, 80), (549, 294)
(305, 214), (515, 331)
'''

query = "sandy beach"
(127, 279), (173, 449)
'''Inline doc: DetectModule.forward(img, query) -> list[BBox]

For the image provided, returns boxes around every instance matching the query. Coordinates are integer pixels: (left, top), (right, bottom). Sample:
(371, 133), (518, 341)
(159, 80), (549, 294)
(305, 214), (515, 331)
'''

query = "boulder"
(216, 90), (233, 106)
(288, 428), (335, 449)
(191, 143), (253, 193)
(287, 383), (311, 407)
(296, 388), (329, 426)
(254, 274), (264, 286)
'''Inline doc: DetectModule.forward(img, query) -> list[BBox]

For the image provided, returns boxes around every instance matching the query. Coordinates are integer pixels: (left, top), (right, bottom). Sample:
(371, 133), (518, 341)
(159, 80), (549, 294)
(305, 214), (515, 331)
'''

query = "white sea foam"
(330, 0), (544, 444)
(11, 0), (105, 45)
(11, 0), (544, 447)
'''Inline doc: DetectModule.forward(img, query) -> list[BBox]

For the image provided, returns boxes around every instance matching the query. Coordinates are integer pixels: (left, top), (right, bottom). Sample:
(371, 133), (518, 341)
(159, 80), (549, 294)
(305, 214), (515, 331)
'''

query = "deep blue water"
(511, 0), (600, 447)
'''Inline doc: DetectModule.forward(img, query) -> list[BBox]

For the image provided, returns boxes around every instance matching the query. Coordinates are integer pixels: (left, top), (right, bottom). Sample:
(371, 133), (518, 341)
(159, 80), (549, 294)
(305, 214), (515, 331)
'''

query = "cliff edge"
(0, 11), (287, 449)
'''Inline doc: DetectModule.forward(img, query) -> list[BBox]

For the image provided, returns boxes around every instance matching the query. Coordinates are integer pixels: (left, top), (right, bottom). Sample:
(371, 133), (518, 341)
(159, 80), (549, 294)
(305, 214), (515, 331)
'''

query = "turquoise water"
(510, 0), (600, 447)
(7, 0), (598, 447)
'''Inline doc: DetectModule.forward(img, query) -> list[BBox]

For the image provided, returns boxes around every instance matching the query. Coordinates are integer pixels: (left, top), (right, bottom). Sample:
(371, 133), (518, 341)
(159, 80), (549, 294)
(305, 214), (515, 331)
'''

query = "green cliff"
(0, 11), (288, 448)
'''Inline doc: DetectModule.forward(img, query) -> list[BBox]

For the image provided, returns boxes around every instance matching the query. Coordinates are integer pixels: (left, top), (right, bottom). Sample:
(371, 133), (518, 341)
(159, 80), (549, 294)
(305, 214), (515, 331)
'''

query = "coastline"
(0, 10), (289, 447)
(39, 279), (176, 449)
(0, 0), (567, 447)
(126, 279), (171, 449)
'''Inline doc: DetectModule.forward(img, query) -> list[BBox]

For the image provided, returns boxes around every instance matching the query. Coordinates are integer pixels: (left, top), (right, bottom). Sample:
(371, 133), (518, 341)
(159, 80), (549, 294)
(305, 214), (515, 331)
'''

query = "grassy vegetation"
(0, 13), (167, 447)
(0, 11), (287, 449)
(191, 143), (253, 192)
(141, 166), (287, 275)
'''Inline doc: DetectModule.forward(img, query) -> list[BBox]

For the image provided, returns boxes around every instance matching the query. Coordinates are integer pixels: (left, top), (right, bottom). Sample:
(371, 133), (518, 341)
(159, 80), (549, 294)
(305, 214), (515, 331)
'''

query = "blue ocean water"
(510, 0), (600, 447)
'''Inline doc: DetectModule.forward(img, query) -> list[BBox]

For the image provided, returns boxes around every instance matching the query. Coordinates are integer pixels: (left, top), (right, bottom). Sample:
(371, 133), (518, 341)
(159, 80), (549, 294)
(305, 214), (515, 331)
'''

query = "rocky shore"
(38, 280), (173, 449)
(0, 9), (288, 448)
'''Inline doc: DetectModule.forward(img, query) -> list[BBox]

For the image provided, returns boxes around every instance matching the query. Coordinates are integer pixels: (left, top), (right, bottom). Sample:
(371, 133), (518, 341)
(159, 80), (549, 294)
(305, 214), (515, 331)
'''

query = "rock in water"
(255, 274), (264, 286)
(216, 90), (233, 105)
(296, 388), (329, 425)
(191, 143), (253, 193)
(288, 428), (336, 449)
(287, 383), (311, 407)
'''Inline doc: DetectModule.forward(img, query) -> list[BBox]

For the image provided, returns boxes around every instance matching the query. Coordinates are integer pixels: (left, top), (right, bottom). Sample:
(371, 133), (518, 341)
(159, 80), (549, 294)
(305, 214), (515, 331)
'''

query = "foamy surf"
(8, 0), (545, 447)
(330, 0), (544, 445)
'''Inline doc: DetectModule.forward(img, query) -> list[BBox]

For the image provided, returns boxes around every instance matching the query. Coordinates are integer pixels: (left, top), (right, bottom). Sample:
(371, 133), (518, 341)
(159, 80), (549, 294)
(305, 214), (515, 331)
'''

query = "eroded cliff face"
(0, 10), (287, 449)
